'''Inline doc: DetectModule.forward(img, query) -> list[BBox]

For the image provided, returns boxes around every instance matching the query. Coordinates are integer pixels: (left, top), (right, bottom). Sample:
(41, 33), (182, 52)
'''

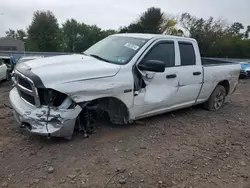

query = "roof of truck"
(112, 33), (196, 41)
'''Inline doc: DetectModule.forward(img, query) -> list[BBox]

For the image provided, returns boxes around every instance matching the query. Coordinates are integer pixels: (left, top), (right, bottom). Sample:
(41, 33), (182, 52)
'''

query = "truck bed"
(196, 61), (240, 104)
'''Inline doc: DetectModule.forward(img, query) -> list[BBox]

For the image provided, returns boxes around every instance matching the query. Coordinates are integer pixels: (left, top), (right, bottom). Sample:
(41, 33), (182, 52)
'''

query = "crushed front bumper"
(9, 88), (81, 138)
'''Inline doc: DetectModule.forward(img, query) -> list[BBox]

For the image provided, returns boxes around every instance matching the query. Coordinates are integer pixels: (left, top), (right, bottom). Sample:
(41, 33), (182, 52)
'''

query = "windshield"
(84, 36), (148, 64)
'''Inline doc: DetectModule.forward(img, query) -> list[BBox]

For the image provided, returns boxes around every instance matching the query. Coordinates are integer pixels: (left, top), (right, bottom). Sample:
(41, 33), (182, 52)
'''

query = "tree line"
(5, 7), (250, 58)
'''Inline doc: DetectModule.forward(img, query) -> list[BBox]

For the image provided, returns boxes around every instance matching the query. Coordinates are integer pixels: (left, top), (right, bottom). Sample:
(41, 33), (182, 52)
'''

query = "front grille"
(18, 77), (32, 90)
(247, 71), (250, 75)
(20, 90), (35, 105)
(14, 71), (40, 106)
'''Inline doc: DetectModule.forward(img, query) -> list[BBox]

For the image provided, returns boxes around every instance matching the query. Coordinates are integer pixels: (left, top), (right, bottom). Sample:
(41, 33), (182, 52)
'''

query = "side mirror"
(138, 60), (165, 73)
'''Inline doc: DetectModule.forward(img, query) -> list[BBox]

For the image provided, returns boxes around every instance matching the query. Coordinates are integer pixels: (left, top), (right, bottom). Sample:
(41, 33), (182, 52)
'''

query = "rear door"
(172, 41), (203, 106)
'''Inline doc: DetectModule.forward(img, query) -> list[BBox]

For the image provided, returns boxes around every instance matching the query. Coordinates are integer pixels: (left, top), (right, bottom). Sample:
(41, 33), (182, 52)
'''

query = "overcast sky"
(0, 0), (249, 37)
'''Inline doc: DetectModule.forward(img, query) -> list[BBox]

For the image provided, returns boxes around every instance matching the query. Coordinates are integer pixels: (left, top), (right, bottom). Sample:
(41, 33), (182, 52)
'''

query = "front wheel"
(204, 85), (226, 111)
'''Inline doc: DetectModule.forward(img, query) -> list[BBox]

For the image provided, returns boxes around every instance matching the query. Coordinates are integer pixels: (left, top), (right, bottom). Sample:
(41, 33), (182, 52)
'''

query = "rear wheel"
(204, 85), (226, 111)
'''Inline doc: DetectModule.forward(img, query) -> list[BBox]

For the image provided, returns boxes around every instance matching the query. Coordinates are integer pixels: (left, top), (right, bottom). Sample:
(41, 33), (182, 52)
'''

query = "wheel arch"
(78, 96), (130, 124)
(218, 80), (230, 95)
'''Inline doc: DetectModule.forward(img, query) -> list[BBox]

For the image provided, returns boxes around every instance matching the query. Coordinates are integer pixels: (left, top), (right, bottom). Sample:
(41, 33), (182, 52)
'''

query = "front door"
(132, 39), (179, 119)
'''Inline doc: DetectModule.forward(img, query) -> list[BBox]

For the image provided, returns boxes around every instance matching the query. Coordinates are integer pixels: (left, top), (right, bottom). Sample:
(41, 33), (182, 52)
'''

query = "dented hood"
(20, 54), (121, 87)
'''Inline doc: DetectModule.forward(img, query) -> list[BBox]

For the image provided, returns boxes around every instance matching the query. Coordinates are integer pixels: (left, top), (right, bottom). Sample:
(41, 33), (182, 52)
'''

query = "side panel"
(132, 67), (179, 112)
(172, 65), (203, 105)
(49, 67), (135, 109)
(197, 64), (240, 103)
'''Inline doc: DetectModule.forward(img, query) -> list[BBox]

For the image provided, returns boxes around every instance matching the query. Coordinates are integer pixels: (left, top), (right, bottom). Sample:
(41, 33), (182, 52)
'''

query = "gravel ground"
(0, 80), (250, 188)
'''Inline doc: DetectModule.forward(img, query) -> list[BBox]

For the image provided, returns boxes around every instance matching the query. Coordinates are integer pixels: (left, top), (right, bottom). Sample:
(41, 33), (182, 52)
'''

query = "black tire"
(204, 85), (226, 111)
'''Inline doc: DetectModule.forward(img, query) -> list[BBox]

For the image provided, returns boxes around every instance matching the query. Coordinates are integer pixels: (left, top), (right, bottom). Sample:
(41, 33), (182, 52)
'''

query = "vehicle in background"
(0, 56), (16, 80)
(17, 56), (44, 64)
(10, 33), (240, 139)
(239, 61), (250, 78)
(0, 59), (8, 82)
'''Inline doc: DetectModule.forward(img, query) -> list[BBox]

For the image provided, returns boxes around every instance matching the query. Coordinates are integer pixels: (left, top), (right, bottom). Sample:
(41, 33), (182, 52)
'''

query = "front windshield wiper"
(89, 54), (111, 63)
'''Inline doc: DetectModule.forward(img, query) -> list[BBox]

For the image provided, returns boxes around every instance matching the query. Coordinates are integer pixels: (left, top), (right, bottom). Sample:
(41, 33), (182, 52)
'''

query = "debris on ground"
(1, 80), (250, 187)
(47, 166), (54, 174)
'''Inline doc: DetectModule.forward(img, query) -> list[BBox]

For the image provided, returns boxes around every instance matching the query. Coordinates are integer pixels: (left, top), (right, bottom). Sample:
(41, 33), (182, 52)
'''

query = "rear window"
(179, 42), (196, 66)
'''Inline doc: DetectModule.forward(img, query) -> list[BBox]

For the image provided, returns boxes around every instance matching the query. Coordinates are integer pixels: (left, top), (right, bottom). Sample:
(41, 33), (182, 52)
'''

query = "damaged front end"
(10, 69), (130, 139)
(10, 87), (82, 139)
(9, 70), (87, 139)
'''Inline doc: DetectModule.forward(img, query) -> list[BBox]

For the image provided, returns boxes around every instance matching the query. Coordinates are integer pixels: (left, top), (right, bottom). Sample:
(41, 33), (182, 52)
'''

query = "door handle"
(166, 74), (177, 79)
(193, 71), (201, 76)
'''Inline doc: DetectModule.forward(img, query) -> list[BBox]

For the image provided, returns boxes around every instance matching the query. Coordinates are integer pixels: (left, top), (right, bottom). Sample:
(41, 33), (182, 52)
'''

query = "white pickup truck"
(9, 33), (240, 139)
